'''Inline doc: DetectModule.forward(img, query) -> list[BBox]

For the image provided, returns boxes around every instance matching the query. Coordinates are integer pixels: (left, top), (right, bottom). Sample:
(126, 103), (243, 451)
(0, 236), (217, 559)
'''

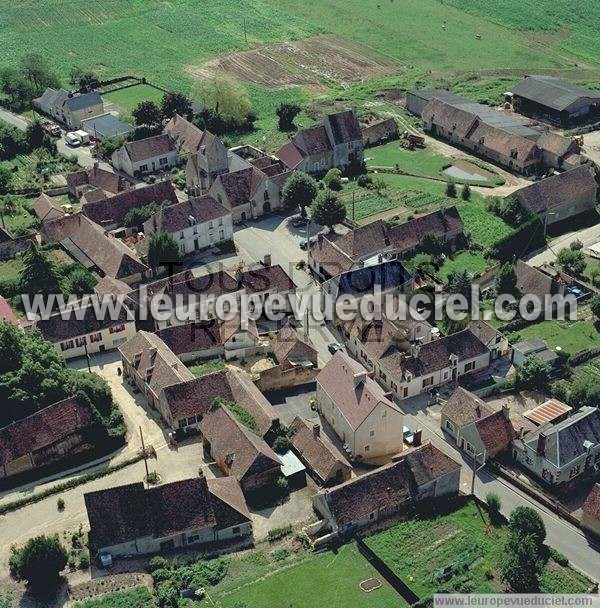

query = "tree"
(445, 181), (457, 198)
(93, 135), (124, 161)
(276, 102), (301, 131)
(25, 120), (46, 150)
(420, 232), (443, 255)
(77, 70), (99, 91)
(501, 533), (544, 592)
(517, 354), (550, 392)
(495, 262), (518, 296)
(323, 168), (343, 191)
(20, 241), (63, 298)
(0, 166), (12, 195)
(132, 101), (163, 127)
(486, 492), (502, 525)
(123, 202), (158, 229)
(461, 183), (471, 200)
(20, 54), (59, 94)
(0, 67), (36, 109)
(9, 535), (67, 592)
(193, 75), (252, 125)
(148, 231), (182, 272)
(509, 506), (546, 546)
(65, 266), (96, 297)
(311, 190), (346, 232)
(556, 247), (586, 276)
(273, 435), (291, 453)
(281, 171), (318, 217)
(446, 269), (472, 301)
(589, 293), (600, 322)
(160, 92), (192, 120)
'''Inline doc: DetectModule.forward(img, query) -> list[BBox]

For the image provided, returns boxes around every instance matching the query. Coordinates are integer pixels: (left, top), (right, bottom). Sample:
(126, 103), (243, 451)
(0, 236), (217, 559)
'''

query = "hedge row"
(486, 215), (545, 262)
(0, 453), (144, 516)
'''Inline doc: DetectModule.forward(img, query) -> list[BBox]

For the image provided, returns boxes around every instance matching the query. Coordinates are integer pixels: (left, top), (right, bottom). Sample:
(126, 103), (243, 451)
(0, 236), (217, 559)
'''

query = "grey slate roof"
(512, 76), (600, 112)
(81, 113), (134, 139)
(64, 91), (102, 112)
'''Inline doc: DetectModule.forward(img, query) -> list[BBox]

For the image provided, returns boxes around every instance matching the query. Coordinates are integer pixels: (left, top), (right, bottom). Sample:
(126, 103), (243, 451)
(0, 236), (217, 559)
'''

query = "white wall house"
(316, 351), (404, 460)
(112, 134), (178, 177)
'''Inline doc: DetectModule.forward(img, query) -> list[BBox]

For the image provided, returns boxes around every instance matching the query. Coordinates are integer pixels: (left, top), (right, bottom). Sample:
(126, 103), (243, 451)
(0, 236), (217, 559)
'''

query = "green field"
(437, 251), (489, 281)
(188, 358), (228, 377)
(74, 586), (154, 608)
(366, 143), (502, 186)
(216, 542), (405, 608)
(508, 313), (600, 356)
(365, 499), (590, 597)
(103, 85), (165, 113)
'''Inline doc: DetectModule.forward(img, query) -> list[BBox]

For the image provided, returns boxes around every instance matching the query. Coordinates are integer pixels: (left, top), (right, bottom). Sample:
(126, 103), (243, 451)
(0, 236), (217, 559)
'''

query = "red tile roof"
(276, 141), (307, 170)
(582, 483), (600, 521)
(0, 397), (93, 467)
(0, 295), (18, 326)
(124, 134), (176, 163)
(146, 195), (229, 234)
(442, 387), (493, 428)
(474, 411), (516, 454)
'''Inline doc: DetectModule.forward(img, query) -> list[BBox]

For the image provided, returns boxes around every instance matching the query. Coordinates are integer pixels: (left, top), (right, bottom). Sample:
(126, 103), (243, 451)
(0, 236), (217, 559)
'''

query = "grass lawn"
(572, 358), (600, 384)
(104, 84), (166, 113)
(366, 143), (502, 186)
(0, 257), (24, 282)
(365, 499), (590, 597)
(508, 314), (599, 356)
(188, 358), (228, 377)
(437, 251), (489, 281)
(215, 542), (405, 608)
(74, 586), (154, 608)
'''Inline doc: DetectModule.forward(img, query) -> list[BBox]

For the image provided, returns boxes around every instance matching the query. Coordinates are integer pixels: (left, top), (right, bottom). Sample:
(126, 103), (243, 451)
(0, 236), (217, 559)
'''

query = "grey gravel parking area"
(265, 384), (316, 425)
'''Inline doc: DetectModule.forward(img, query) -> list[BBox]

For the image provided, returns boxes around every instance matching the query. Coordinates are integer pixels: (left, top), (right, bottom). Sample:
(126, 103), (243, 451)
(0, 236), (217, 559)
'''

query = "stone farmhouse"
(33, 88), (104, 129)
(511, 75), (600, 126)
(512, 406), (600, 487)
(316, 351), (404, 460)
(67, 164), (130, 200)
(112, 134), (179, 177)
(313, 442), (461, 534)
(513, 165), (598, 227)
(143, 195), (233, 255)
(0, 397), (94, 479)
(276, 109), (363, 175)
(84, 476), (252, 556)
(309, 206), (464, 281)
(441, 387), (516, 464)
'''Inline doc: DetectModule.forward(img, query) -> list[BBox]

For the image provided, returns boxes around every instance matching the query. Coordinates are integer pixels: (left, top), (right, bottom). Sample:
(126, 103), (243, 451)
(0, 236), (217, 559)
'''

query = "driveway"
(266, 384), (316, 426)
(0, 106), (28, 131)
(526, 222), (600, 266)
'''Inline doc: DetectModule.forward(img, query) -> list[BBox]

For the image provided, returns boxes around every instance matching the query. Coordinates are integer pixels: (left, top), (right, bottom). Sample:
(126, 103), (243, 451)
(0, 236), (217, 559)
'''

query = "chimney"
(171, 362), (178, 371)
(413, 429), (422, 447)
(263, 254), (271, 267)
(471, 323), (480, 339)
(197, 467), (205, 478)
(410, 343), (421, 359)
(312, 423), (320, 439)
(353, 371), (368, 386)
(536, 433), (547, 456)
(502, 404), (510, 420)
(93, 160), (99, 171)
(475, 405), (482, 418)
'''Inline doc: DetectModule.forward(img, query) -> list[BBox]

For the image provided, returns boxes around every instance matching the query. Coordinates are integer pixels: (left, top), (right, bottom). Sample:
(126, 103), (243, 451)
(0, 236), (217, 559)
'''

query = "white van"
(65, 132), (81, 147)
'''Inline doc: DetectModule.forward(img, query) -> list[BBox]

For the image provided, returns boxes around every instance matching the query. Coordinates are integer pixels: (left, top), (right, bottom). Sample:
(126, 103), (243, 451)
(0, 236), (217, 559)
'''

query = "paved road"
(0, 107), (28, 131)
(234, 214), (341, 365)
(401, 394), (600, 580)
(526, 222), (600, 266)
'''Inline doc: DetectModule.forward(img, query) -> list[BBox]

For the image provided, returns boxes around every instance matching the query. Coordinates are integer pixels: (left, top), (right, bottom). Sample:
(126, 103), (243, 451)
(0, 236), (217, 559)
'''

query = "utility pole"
(352, 191), (355, 221)
(471, 451), (484, 494)
(244, 18), (247, 44)
(140, 425), (150, 483)
(83, 340), (91, 373)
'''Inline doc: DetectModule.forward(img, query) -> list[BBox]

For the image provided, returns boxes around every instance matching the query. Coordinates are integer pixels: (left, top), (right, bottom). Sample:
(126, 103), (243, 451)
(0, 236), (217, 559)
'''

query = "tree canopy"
(281, 172), (318, 216)
(311, 190), (346, 231)
(276, 102), (301, 131)
(20, 241), (63, 299)
(148, 231), (182, 271)
(132, 100), (163, 127)
(517, 354), (550, 391)
(193, 75), (253, 126)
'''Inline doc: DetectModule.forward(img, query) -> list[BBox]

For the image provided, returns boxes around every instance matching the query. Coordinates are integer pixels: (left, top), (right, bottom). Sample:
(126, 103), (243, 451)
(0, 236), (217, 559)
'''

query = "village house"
(35, 301), (136, 360)
(512, 406), (600, 486)
(511, 75), (600, 126)
(0, 397), (94, 479)
(82, 180), (178, 229)
(441, 387), (516, 464)
(0, 226), (29, 261)
(156, 316), (261, 363)
(313, 442), (461, 534)
(467, 320), (509, 361)
(581, 484), (600, 536)
(372, 329), (491, 400)
(111, 134), (179, 177)
(308, 206), (464, 280)
(513, 165), (598, 227)
(67, 163), (130, 200)
(33, 88), (104, 129)
(208, 160), (292, 223)
(276, 109), (363, 175)
(164, 113), (229, 194)
(32, 193), (66, 223)
(536, 131), (583, 170)
(316, 351), (404, 460)
(143, 195), (233, 255)
(41, 213), (149, 284)
(288, 417), (352, 486)
(200, 404), (282, 496)
(256, 320), (319, 391)
(84, 476), (252, 556)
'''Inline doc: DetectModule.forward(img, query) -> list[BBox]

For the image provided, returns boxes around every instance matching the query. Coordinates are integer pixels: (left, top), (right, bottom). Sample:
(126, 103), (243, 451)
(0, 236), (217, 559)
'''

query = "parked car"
(403, 425), (414, 445)
(65, 132), (82, 147)
(42, 121), (61, 136)
(291, 217), (309, 228)
(327, 342), (343, 354)
(98, 552), (113, 568)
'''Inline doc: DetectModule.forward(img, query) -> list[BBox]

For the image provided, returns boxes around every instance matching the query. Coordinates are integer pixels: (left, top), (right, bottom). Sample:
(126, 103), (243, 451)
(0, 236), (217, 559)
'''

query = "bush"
(273, 435), (291, 453)
(268, 524), (292, 542)
(486, 492), (502, 525)
(146, 556), (170, 574)
(10, 535), (68, 592)
(445, 181), (457, 197)
(275, 476), (289, 491)
(146, 471), (160, 485)
(549, 547), (569, 567)
(57, 498), (65, 511)
(272, 548), (290, 562)
(357, 174), (373, 188)
(461, 184), (471, 200)
(323, 168), (343, 191)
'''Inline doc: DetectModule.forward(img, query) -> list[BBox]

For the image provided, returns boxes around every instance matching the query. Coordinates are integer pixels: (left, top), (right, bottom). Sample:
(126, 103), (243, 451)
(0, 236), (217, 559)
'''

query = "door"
(152, 161), (156, 171)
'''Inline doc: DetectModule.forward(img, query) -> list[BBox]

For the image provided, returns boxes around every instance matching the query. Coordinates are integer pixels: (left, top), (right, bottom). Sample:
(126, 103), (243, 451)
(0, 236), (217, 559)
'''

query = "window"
(445, 420), (454, 431)
(369, 430), (375, 437)
(188, 534), (200, 543)
(209, 220), (214, 229)
(139, 164), (148, 172)
(178, 419), (186, 429)
(109, 323), (126, 334)
(180, 231), (184, 239)
(159, 157), (168, 165)
(369, 512), (375, 520)
(232, 526), (240, 534)
(443, 371), (449, 380)
(464, 361), (476, 372)
(187, 415), (197, 426)
(60, 340), (74, 351)
(422, 376), (434, 388)
(75, 337), (87, 348)
(364, 445), (370, 453)
(90, 332), (102, 343)
(382, 409), (386, 418)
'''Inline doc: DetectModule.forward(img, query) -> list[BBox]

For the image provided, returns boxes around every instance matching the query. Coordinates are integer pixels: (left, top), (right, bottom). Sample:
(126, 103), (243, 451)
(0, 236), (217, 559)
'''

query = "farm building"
(511, 76), (600, 126)
(33, 88), (104, 129)
(361, 118), (398, 147)
(80, 113), (134, 140)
